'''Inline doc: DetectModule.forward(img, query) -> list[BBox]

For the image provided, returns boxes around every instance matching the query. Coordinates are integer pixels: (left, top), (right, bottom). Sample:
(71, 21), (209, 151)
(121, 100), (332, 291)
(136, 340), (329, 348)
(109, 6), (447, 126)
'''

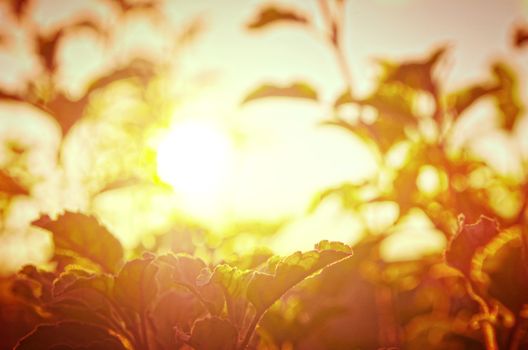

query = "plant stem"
(317, 0), (354, 93)
(465, 281), (498, 350)
(140, 311), (150, 350)
(482, 321), (499, 350)
(238, 311), (263, 350)
(509, 318), (527, 350)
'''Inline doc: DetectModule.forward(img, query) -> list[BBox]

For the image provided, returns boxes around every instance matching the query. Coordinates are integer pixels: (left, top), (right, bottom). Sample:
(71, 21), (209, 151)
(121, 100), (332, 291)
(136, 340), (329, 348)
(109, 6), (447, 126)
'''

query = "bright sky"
(1, 0), (527, 271)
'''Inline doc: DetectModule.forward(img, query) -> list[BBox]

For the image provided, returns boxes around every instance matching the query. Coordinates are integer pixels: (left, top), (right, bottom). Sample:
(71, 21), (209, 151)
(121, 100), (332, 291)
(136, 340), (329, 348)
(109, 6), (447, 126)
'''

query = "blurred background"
(1, 0), (527, 273)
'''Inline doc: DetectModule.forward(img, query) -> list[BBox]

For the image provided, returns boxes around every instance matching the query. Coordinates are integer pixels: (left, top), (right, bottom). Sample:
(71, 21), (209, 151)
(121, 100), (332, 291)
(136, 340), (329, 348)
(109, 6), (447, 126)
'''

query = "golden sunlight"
(156, 119), (235, 212)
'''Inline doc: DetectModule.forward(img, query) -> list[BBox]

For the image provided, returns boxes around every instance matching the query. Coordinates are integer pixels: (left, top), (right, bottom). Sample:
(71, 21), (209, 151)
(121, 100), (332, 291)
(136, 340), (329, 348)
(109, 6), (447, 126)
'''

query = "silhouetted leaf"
(156, 254), (225, 316)
(205, 264), (254, 299)
(10, 0), (32, 20)
(378, 46), (447, 94)
(188, 317), (238, 350)
(52, 269), (92, 296)
(483, 235), (528, 315)
(333, 89), (354, 108)
(444, 216), (500, 278)
(242, 82), (318, 105)
(40, 58), (155, 138)
(492, 62), (522, 130)
(151, 289), (207, 349)
(50, 273), (118, 331)
(16, 265), (56, 303)
(95, 177), (143, 195)
(323, 114), (408, 153)
(113, 256), (158, 313)
(0, 88), (24, 102)
(37, 30), (64, 74)
(247, 244), (353, 313)
(113, 0), (158, 14)
(247, 6), (308, 30)
(447, 83), (500, 118)
(315, 240), (353, 253)
(513, 25), (528, 49)
(308, 182), (365, 213)
(0, 170), (29, 196)
(32, 212), (124, 273)
(14, 321), (126, 350)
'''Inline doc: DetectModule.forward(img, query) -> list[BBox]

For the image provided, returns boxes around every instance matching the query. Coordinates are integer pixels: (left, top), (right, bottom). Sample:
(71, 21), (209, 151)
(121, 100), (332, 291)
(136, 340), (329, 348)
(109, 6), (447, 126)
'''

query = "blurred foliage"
(1, 0), (528, 349)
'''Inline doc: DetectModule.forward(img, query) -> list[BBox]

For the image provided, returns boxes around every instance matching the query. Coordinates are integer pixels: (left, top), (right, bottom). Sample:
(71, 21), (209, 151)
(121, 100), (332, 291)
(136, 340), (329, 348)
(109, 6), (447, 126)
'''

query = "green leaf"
(247, 6), (308, 30)
(32, 212), (124, 273)
(113, 256), (159, 314)
(241, 82), (318, 105)
(247, 244), (353, 313)
(188, 317), (238, 350)
(444, 216), (500, 278)
(14, 321), (126, 350)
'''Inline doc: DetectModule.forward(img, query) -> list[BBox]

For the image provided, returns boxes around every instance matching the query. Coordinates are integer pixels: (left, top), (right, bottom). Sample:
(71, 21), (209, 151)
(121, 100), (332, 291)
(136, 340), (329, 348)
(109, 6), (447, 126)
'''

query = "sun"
(156, 119), (235, 213)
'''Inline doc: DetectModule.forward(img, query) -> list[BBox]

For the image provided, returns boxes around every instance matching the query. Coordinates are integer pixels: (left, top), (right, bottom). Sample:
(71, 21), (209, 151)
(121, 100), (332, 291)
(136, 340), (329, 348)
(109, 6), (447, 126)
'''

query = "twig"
(316, 0), (354, 93)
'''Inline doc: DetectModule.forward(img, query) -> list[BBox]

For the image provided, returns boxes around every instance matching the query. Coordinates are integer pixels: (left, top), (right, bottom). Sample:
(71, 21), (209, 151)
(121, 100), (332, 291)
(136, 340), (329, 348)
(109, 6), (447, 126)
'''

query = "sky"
(0, 0), (527, 271)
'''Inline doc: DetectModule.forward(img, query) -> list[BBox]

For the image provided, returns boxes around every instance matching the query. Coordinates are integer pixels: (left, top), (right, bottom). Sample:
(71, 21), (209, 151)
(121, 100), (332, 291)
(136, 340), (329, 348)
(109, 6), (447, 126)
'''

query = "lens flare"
(156, 119), (234, 214)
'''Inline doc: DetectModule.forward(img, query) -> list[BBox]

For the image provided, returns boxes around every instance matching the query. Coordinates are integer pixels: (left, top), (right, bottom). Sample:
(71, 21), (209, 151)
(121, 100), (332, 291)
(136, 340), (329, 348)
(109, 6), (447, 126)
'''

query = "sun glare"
(156, 119), (235, 214)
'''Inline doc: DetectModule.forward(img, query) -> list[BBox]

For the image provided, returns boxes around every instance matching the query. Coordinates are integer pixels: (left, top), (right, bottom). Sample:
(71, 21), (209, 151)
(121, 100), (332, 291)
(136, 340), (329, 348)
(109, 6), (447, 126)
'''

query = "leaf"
(334, 89), (354, 108)
(16, 265), (56, 303)
(156, 254), (206, 288)
(492, 62), (522, 131)
(10, 0), (32, 20)
(52, 269), (92, 296)
(51, 272), (118, 330)
(513, 25), (528, 49)
(95, 177), (143, 195)
(32, 212), (124, 274)
(14, 321), (126, 350)
(447, 83), (500, 118)
(247, 244), (353, 313)
(308, 182), (369, 213)
(40, 58), (155, 138)
(247, 6), (308, 30)
(188, 317), (238, 350)
(444, 216), (500, 278)
(378, 46), (448, 94)
(0, 169), (29, 196)
(36, 18), (103, 74)
(323, 116), (407, 153)
(113, 0), (158, 13)
(331, 82), (419, 153)
(151, 290), (207, 349)
(205, 264), (255, 299)
(483, 234), (528, 315)
(241, 82), (318, 105)
(113, 256), (159, 314)
(314, 240), (353, 253)
(156, 254), (225, 316)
